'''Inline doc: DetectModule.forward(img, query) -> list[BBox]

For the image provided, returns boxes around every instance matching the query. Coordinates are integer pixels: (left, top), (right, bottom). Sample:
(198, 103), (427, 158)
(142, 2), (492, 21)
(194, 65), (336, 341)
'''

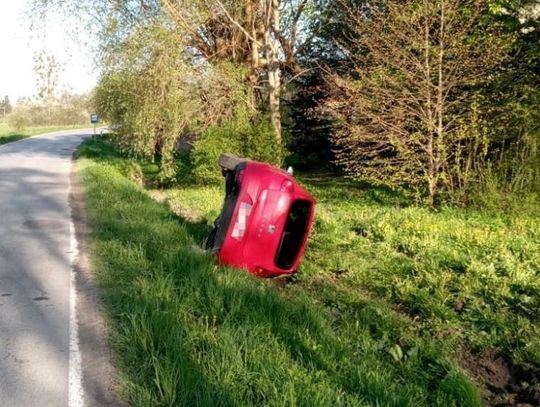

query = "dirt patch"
(148, 190), (168, 204)
(148, 190), (202, 223)
(460, 349), (540, 406)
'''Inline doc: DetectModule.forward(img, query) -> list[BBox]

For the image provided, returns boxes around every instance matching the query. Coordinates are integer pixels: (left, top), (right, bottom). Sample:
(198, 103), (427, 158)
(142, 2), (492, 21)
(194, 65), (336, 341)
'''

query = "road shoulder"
(70, 151), (123, 407)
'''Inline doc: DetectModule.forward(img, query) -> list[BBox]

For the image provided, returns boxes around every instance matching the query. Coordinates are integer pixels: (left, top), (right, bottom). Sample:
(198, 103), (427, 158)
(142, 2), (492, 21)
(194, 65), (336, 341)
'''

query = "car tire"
(219, 153), (246, 171)
(204, 227), (218, 250)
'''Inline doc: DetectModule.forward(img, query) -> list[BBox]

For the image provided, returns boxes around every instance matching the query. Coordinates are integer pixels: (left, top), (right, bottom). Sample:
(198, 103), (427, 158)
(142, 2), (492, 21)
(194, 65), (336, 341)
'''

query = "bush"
(192, 118), (279, 185)
(191, 125), (243, 185)
(9, 114), (29, 132)
(93, 23), (277, 182)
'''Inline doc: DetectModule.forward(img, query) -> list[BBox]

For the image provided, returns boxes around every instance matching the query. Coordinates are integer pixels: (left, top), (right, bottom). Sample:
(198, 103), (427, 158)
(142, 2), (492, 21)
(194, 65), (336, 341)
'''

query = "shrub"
(191, 117), (278, 185)
(9, 113), (29, 132)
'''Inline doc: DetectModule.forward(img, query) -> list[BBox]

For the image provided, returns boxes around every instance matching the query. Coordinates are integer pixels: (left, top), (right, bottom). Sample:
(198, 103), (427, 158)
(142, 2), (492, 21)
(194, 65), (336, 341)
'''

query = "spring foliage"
(95, 23), (201, 178)
(94, 16), (279, 174)
(33, 0), (539, 201)
(325, 0), (511, 204)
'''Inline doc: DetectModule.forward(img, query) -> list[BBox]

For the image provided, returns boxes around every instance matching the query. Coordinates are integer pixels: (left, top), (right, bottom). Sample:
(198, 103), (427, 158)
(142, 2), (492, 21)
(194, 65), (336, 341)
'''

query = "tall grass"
(77, 137), (482, 406)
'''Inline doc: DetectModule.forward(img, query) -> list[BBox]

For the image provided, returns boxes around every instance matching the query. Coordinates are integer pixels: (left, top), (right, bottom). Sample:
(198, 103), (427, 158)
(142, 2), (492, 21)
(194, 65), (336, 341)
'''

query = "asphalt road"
(0, 129), (91, 406)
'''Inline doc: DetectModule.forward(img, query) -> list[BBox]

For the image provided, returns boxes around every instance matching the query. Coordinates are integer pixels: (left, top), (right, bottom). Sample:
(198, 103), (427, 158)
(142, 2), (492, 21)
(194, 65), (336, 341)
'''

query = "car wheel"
(219, 153), (246, 171)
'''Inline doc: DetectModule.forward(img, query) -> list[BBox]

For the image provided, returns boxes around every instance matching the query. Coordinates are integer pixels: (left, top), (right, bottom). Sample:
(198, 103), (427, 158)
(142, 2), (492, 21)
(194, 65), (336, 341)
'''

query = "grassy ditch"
(77, 137), (539, 406)
(0, 122), (86, 145)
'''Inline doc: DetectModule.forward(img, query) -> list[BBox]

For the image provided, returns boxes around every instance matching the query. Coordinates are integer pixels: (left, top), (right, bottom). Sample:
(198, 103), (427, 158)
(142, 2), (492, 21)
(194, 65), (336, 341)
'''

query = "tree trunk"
(434, 0), (446, 202)
(266, 0), (282, 163)
(424, 0), (436, 206)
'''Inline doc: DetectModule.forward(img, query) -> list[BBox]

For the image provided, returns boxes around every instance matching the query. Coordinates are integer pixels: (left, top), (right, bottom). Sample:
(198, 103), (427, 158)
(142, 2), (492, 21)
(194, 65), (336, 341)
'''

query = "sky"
(0, 1), (97, 103)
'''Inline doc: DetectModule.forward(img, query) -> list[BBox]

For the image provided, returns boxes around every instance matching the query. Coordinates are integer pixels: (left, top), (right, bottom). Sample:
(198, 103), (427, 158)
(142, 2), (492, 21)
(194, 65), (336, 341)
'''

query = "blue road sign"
(90, 114), (99, 124)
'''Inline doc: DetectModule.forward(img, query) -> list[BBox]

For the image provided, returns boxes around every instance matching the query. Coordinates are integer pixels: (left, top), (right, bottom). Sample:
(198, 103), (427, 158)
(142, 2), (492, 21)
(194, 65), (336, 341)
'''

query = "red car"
(205, 154), (316, 278)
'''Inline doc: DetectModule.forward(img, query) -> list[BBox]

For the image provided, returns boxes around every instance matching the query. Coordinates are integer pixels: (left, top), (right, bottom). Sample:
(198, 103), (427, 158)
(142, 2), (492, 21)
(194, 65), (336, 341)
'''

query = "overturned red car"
(205, 154), (316, 278)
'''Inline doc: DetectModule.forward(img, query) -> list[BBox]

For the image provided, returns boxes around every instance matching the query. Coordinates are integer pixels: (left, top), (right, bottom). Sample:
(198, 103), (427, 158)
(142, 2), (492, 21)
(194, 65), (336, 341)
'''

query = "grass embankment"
(0, 122), (86, 145)
(77, 137), (540, 407)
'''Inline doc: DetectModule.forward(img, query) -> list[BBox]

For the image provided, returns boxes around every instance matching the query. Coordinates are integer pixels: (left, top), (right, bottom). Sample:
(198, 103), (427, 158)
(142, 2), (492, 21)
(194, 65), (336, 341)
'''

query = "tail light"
(280, 179), (294, 192)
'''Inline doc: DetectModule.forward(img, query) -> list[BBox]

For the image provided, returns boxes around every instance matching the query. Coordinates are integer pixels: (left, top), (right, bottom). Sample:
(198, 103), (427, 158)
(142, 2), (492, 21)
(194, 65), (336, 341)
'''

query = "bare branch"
(213, 0), (262, 46)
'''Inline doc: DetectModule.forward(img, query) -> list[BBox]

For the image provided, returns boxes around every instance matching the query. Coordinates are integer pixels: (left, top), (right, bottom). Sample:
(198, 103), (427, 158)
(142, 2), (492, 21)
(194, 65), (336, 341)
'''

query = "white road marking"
(69, 180), (84, 406)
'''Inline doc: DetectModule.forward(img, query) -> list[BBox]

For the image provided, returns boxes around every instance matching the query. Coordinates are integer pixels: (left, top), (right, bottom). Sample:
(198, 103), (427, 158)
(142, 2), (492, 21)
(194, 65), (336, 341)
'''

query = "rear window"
(275, 200), (312, 269)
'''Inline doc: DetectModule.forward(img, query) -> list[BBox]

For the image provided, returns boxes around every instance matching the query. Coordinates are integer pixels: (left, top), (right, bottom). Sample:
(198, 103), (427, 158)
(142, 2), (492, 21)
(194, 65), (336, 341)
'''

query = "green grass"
(77, 137), (540, 406)
(0, 122), (87, 145)
(164, 175), (540, 369)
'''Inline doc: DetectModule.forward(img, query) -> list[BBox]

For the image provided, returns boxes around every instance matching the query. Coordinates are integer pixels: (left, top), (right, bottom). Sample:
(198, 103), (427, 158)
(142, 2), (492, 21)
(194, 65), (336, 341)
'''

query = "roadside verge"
(73, 136), (483, 407)
(70, 151), (122, 407)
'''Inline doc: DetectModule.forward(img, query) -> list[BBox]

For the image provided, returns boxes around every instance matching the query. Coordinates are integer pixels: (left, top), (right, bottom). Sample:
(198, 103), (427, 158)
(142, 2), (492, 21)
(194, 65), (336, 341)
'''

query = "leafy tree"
(285, 70), (336, 170)
(160, 0), (317, 162)
(480, 0), (540, 197)
(94, 18), (270, 178)
(33, 0), (315, 167)
(95, 22), (204, 177)
(1, 96), (12, 118)
(34, 52), (62, 102)
(325, 0), (511, 204)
